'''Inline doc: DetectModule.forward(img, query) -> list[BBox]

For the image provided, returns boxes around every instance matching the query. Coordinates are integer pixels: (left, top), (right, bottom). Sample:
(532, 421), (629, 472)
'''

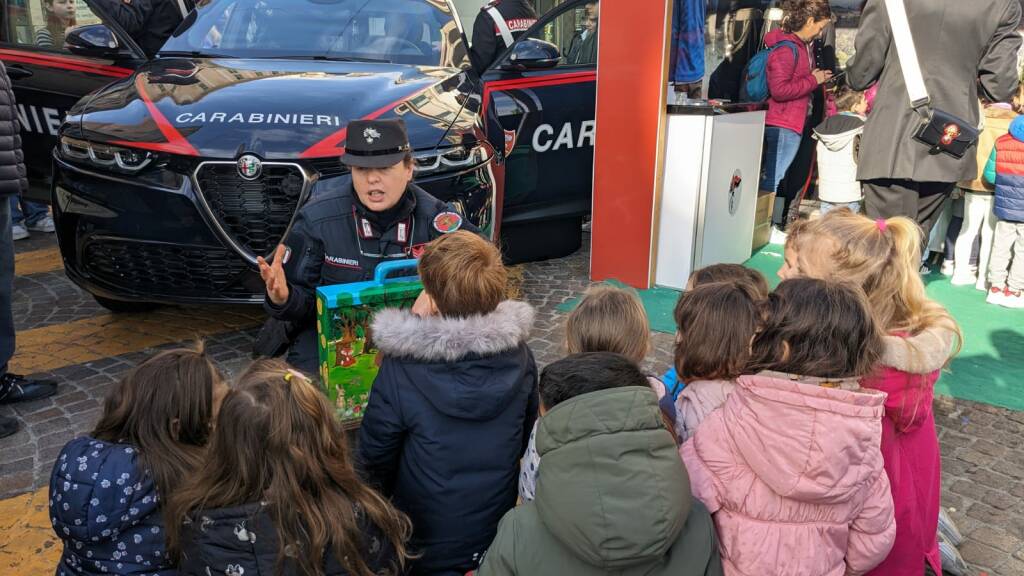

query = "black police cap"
(341, 118), (412, 168)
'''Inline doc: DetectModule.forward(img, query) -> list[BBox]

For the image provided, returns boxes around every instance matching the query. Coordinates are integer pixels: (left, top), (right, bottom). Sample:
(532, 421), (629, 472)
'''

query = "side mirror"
(501, 38), (560, 71)
(65, 25), (129, 60)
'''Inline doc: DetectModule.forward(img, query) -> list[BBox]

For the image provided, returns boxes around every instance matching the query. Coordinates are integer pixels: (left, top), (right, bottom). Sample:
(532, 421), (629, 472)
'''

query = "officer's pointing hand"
(257, 244), (290, 306)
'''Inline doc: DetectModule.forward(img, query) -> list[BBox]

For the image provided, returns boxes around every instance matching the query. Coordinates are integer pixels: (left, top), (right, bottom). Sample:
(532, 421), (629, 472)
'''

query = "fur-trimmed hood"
(372, 300), (534, 362)
(881, 325), (958, 374)
(370, 300), (536, 421)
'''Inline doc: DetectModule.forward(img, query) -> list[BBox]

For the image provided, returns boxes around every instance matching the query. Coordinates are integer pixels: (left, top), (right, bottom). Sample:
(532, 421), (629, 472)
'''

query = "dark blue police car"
(4, 0), (598, 310)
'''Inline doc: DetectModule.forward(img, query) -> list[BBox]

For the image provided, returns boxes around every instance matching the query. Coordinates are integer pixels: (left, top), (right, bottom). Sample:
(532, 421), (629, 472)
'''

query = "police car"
(1, 0), (598, 310)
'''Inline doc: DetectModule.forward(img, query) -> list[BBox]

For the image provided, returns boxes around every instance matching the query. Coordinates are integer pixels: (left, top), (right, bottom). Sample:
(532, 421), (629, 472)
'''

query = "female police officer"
(257, 118), (475, 373)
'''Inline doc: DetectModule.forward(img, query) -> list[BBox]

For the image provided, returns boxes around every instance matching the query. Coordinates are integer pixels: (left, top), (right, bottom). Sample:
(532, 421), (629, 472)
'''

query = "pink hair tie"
(876, 218), (888, 233)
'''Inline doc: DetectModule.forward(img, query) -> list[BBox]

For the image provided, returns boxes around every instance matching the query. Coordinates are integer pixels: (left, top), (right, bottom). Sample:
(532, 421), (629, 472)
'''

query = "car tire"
(501, 216), (584, 264)
(92, 295), (159, 314)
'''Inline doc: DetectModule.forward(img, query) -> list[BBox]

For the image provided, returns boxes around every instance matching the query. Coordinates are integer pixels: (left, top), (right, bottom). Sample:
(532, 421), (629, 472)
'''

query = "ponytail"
(790, 211), (962, 359)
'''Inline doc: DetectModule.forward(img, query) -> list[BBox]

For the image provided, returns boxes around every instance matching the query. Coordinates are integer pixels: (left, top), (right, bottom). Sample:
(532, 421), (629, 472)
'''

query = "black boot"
(0, 373), (58, 404)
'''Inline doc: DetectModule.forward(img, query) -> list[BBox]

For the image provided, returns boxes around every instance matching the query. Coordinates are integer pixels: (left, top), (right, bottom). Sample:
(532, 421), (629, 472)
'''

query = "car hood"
(71, 58), (480, 159)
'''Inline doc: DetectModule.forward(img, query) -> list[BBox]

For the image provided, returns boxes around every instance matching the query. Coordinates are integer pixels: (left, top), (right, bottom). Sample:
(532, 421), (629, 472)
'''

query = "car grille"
(84, 240), (252, 298)
(195, 163), (306, 259)
(310, 157), (348, 179)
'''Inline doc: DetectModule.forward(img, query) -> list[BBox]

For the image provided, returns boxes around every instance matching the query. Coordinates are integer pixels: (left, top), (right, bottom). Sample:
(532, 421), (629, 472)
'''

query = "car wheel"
(92, 295), (159, 314)
(501, 216), (584, 264)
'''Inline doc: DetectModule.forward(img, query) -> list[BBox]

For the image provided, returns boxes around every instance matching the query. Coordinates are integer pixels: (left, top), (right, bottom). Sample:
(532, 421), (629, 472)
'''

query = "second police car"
(8, 0), (597, 310)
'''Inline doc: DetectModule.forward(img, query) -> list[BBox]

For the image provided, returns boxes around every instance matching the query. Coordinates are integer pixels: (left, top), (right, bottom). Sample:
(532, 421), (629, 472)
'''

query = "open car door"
(479, 0), (596, 263)
(0, 0), (146, 201)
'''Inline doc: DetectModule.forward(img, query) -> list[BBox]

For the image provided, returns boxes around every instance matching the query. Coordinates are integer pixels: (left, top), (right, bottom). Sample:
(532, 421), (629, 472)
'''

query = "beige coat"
(959, 106), (1018, 192)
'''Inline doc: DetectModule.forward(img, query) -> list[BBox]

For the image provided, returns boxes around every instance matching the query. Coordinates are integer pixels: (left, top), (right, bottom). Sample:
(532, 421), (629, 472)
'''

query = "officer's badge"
(433, 211), (463, 234)
(363, 127), (381, 144)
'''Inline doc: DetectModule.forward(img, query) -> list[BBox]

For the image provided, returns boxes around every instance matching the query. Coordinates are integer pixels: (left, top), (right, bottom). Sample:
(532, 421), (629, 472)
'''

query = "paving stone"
(971, 468), (1020, 492)
(0, 471), (32, 495)
(0, 457), (34, 476)
(53, 391), (88, 407)
(958, 448), (997, 468)
(961, 540), (1008, 570)
(974, 526), (1024, 554)
(983, 488), (1022, 512)
(969, 502), (1013, 526)
(992, 459), (1024, 480)
(22, 407), (65, 425)
(997, 556), (1024, 576)
(942, 431), (977, 450)
(975, 439), (1011, 458)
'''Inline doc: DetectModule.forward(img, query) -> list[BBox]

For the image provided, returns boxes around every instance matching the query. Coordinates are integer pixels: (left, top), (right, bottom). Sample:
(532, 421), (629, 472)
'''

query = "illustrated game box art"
(315, 260), (422, 422)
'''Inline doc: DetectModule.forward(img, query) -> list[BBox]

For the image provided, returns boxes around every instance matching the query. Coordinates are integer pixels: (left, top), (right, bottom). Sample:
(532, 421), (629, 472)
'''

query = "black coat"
(358, 301), (538, 575)
(266, 178), (476, 373)
(0, 63), (28, 198)
(469, 0), (538, 74)
(89, 0), (186, 59)
(178, 502), (398, 576)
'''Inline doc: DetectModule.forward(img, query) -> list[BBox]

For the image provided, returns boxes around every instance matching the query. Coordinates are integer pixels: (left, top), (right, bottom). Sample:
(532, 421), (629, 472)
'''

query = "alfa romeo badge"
(237, 154), (262, 180)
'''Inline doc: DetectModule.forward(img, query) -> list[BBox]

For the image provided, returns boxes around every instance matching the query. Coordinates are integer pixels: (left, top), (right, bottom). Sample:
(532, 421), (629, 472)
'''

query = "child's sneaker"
(950, 271), (977, 286)
(11, 223), (28, 241)
(1001, 289), (1024, 309)
(986, 286), (1008, 306)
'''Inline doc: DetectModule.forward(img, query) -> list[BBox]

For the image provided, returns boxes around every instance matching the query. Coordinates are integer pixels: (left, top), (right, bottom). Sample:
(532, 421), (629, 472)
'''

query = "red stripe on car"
(482, 71), (596, 116)
(0, 48), (132, 78)
(110, 74), (199, 156)
(299, 82), (441, 159)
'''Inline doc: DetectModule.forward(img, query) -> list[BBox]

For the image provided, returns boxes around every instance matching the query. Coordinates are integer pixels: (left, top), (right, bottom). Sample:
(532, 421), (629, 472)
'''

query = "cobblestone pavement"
(2, 234), (1023, 575)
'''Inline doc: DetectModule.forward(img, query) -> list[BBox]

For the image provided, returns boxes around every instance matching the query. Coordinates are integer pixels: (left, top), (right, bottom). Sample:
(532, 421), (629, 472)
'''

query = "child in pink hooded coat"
(682, 278), (896, 576)
(671, 276), (765, 442)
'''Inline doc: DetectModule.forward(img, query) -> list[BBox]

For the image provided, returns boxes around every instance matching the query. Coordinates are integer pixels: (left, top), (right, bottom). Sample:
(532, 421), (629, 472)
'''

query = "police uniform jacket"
(265, 178), (474, 373)
(469, 0), (538, 73)
(90, 0), (187, 58)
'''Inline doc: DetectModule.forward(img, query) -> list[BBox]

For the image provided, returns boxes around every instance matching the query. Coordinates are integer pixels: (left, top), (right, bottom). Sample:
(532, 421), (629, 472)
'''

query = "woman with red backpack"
(760, 0), (833, 241)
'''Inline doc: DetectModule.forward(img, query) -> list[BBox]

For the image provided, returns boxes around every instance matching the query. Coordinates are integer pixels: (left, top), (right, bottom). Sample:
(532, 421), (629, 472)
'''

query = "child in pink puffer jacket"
(682, 278), (896, 576)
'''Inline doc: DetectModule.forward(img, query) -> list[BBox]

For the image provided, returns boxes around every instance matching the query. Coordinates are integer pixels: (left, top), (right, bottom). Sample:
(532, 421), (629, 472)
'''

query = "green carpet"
(561, 244), (1024, 411)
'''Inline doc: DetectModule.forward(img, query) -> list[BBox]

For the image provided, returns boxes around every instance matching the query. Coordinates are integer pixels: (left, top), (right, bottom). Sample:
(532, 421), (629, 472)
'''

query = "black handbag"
(912, 108), (980, 159)
(886, 0), (980, 159)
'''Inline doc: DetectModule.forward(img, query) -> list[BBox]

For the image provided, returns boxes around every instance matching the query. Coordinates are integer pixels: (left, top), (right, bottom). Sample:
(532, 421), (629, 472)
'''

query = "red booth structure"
(589, 0), (675, 289)
(589, 0), (768, 290)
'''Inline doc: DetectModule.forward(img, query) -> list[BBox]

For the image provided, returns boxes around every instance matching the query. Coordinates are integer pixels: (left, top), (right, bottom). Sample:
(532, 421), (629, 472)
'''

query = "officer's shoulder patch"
(433, 211), (463, 234)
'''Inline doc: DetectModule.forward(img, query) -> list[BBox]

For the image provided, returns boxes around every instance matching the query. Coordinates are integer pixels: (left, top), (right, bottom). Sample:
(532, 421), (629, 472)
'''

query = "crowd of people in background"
(756, 0), (1024, 308)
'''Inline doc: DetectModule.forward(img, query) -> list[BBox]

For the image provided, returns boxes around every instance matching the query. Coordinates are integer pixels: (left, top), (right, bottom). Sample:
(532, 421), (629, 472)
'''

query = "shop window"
(529, 0), (599, 68)
(5, 0), (102, 51)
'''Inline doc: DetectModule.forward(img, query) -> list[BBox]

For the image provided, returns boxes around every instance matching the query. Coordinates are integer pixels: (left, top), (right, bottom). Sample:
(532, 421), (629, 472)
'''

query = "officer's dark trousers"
(863, 179), (955, 253)
(0, 198), (15, 372)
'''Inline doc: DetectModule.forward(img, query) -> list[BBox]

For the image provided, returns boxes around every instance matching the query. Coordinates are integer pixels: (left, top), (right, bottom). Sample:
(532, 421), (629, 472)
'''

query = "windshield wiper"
(156, 50), (235, 59)
(263, 55), (393, 63)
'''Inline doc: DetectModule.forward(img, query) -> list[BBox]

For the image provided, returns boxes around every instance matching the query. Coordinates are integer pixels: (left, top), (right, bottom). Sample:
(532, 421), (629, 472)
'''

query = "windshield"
(160, 0), (468, 67)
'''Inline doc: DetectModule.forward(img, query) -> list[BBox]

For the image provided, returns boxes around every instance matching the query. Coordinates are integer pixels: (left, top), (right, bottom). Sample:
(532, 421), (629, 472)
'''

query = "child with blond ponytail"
(780, 210), (961, 576)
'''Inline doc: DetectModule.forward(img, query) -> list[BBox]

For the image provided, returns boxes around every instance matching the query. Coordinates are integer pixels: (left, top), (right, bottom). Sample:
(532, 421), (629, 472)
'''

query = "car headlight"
(413, 144), (490, 177)
(60, 136), (155, 173)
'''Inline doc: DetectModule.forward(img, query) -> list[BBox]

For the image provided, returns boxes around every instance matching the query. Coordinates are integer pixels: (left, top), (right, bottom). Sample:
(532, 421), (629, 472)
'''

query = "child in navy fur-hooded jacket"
(358, 231), (538, 576)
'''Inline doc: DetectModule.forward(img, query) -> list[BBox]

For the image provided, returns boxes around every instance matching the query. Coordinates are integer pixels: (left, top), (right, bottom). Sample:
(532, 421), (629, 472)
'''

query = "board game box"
(315, 259), (422, 421)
